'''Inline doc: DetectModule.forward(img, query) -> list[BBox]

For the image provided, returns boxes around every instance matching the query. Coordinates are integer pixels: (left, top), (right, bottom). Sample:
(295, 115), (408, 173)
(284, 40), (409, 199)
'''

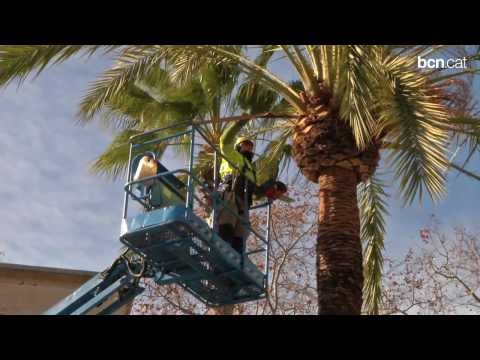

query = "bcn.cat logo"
(418, 55), (468, 69)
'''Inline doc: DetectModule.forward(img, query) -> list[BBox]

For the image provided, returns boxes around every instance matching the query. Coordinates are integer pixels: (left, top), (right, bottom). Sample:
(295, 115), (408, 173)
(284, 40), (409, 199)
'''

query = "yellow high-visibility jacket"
(219, 119), (285, 204)
(219, 119), (257, 185)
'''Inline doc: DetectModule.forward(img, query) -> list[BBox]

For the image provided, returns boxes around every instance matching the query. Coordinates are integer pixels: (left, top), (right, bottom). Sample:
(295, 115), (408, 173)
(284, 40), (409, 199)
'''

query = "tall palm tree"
(1, 45), (480, 314)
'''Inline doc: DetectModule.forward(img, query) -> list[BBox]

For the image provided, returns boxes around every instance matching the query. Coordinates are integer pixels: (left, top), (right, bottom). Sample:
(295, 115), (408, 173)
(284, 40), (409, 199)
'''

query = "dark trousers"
(217, 190), (249, 254)
(218, 224), (244, 254)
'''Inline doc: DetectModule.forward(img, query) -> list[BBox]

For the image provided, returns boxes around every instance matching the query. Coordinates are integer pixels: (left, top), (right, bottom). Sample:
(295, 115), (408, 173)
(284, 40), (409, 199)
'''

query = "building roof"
(0, 262), (132, 315)
(0, 262), (96, 277)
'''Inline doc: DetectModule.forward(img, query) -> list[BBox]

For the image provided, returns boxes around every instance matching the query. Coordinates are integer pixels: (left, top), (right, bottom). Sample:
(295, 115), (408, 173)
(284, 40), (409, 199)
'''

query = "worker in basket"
(217, 118), (288, 255)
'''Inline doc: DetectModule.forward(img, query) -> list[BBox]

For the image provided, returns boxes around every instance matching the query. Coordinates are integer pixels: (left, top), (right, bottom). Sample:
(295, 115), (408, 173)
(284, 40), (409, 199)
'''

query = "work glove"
(265, 181), (288, 201)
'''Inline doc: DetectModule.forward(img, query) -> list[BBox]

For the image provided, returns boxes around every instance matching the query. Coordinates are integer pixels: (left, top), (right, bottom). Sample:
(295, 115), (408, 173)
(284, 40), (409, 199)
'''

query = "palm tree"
(1, 45), (480, 314)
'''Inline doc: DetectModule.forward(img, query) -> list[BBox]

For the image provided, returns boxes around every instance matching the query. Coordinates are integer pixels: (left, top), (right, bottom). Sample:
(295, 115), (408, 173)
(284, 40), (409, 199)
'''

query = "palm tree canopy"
(2, 45), (479, 203)
(79, 60), (292, 190)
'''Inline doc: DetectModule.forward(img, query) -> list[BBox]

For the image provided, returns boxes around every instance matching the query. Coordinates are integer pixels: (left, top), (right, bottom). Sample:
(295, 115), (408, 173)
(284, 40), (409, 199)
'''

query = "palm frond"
(336, 45), (383, 149)
(95, 105), (140, 131)
(86, 78), (201, 132)
(199, 63), (239, 108)
(78, 46), (166, 120)
(446, 115), (480, 168)
(90, 128), (170, 181)
(380, 52), (449, 205)
(280, 45), (319, 97)
(318, 45), (333, 88)
(0, 45), (116, 87)
(87, 80), (162, 130)
(237, 79), (279, 115)
(305, 45), (322, 80)
(89, 129), (142, 180)
(159, 45), (306, 112)
(254, 132), (293, 185)
(358, 173), (389, 315)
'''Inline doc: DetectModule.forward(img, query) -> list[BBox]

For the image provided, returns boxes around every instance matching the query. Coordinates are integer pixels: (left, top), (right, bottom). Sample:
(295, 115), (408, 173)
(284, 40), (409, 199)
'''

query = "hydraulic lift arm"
(43, 254), (145, 315)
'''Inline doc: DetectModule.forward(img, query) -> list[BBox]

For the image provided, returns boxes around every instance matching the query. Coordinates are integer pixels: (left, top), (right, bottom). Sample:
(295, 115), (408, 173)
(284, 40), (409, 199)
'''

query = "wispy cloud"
(0, 55), (124, 271)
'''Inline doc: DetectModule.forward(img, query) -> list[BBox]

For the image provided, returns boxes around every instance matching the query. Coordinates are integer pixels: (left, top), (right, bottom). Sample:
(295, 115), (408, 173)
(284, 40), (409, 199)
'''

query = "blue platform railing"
(122, 122), (273, 289)
(43, 121), (274, 314)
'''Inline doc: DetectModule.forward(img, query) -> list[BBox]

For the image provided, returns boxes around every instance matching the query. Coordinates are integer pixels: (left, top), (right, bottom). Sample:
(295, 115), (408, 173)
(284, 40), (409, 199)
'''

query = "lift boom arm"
(43, 256), (145, 315)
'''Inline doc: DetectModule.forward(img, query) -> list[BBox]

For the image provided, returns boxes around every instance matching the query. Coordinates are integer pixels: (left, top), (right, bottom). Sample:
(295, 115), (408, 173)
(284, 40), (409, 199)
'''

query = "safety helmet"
(235, 136), (254, 151)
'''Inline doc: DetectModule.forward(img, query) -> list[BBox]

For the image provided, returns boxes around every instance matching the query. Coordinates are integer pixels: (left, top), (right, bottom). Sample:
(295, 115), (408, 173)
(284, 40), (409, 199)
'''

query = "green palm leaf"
(380, 53), (449, 205)
(0, 45), (117, 86)
(358, 173), (389, 315)
(77, 46), (167, 120)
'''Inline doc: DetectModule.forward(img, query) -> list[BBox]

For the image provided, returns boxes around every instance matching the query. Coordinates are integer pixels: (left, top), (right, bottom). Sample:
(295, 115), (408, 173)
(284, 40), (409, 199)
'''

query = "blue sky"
(1, 50), (479, 271)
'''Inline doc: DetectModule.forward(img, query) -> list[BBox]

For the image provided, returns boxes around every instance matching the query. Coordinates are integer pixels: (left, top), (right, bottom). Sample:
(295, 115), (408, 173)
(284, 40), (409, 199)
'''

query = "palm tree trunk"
(317, 166), (363, 314)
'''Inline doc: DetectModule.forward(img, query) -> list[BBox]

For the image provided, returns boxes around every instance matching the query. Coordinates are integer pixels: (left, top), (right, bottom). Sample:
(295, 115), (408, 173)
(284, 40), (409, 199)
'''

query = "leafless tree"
(381, 216), (480, 315)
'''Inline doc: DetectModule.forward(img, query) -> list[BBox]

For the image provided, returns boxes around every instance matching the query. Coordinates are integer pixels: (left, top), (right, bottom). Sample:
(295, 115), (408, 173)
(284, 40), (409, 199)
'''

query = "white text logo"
(418, 56), (467, 69)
